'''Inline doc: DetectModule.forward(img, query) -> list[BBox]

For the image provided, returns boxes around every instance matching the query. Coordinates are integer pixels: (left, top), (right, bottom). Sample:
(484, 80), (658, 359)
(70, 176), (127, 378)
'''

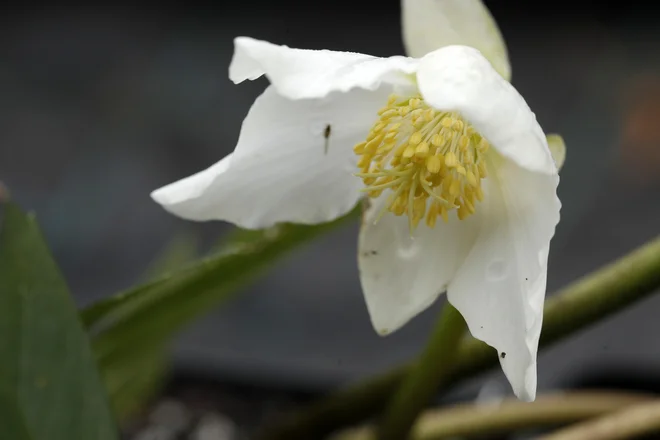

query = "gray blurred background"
(1, 0), (659, 418)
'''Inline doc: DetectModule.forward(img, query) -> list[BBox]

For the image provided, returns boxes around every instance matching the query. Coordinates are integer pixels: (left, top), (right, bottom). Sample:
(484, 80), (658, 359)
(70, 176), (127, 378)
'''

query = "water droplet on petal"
(395, 224), (420, 259)
(486, 259), (508, 281)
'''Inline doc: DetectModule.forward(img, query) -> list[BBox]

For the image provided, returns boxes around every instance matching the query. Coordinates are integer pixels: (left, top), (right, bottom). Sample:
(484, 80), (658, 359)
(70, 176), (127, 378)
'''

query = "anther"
(426, 155), (442, 174)
(444, 151), (458, 168)
(353, 95), (490, 229)
(415, 142), (430, 158)
(409, 132), (423, 145)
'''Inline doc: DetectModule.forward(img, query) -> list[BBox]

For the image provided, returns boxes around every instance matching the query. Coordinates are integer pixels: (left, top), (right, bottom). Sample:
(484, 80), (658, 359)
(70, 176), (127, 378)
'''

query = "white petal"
(401, 0), (511, 80)
(357, 196), (479, 336)
(229, 37), (419, 100)
(416, 46), (556, 175)
(152, 85), (391, 228)
(447, 158), (560, 401)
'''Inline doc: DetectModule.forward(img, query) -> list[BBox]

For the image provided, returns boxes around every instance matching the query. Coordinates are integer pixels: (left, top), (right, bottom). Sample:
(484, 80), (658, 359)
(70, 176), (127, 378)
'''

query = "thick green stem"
(376, 304), (465, 440)
(257, 235), (660, 440)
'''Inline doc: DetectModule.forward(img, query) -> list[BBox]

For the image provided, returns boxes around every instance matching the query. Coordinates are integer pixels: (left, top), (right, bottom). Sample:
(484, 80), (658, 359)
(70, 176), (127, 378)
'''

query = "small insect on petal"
(323, 124), (331, 155)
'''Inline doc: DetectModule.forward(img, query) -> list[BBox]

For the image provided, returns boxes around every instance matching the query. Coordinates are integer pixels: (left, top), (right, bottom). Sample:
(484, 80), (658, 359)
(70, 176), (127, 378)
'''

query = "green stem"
(376, 304), (465, 440)
(258, 235), (660, 440)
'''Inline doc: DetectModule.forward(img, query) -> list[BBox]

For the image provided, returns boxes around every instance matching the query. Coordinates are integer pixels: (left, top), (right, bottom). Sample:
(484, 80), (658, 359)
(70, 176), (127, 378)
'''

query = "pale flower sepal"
(402, 0), (511, 81)
(546, 134), (567, 170)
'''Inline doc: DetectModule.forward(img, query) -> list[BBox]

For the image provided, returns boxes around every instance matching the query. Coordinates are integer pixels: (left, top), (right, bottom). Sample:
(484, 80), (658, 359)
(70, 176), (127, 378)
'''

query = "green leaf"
(101, 231), (198, 420)
(102, 348), (167, 420)
(86, 207), (360, 369)
(0, 202), (118, 440)
(0, 384), (31, 440)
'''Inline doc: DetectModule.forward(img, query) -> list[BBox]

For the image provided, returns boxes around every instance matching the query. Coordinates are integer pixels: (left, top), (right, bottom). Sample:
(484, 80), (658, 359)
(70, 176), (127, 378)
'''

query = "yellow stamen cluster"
(354, 94), (491, 230)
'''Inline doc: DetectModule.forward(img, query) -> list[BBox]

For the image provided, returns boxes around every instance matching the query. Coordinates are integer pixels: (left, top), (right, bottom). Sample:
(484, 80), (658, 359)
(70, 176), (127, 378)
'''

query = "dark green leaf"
(101, 232), (198, 420)
(102, 348), (167, 420)
(0, 384), (31, 440)
(0, 202), (118, 440)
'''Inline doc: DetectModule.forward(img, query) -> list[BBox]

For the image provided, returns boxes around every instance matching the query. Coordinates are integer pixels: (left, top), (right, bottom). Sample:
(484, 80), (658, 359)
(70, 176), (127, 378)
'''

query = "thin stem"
(376, 304), (465, 440)
(332, 391), (654, 440)
(257, 235), (660, 440)
(537, 399), (660, 440)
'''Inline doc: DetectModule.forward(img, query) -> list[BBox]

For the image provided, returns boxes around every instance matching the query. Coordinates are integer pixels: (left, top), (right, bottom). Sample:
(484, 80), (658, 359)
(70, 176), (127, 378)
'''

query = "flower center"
(354, 94), (490, 230)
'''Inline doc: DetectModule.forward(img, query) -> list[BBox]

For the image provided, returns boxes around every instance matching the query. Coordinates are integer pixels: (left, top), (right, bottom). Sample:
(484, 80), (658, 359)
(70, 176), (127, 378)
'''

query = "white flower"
(151, 37), (561, 402)
(401, 0), (566, 165)
(402, 0), (511, 80)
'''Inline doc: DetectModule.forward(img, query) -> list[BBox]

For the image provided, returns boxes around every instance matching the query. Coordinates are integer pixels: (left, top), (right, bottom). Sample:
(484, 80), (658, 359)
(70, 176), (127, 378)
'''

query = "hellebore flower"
(151, 37), (561, 401)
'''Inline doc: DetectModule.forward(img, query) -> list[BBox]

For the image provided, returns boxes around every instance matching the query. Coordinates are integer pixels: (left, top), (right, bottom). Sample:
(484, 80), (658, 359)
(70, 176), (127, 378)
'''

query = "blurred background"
(1, 1), (659, 438)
